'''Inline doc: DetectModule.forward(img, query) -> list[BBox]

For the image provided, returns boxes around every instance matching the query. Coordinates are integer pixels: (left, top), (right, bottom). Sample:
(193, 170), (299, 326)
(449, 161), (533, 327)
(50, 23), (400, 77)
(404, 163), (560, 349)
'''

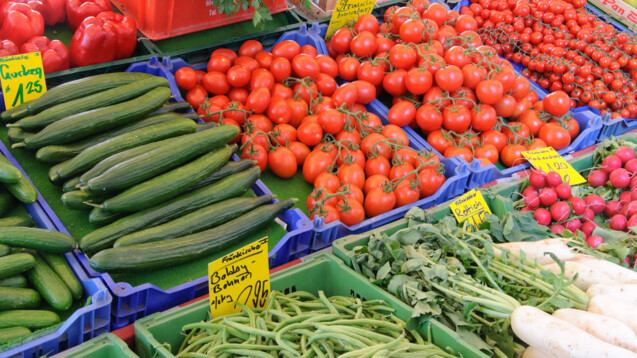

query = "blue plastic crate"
(0, 144), (112, 358)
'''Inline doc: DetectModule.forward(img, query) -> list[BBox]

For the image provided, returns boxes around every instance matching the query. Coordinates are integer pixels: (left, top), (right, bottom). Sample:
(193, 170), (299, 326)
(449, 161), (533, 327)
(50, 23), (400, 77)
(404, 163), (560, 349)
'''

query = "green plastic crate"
(51, 334), (137, 358)
(134, 253), (486, 358)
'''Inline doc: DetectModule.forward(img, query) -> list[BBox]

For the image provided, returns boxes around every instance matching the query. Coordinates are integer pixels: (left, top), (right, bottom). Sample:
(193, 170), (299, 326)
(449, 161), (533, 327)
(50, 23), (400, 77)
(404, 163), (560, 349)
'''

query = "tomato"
(337, 183), (365, 205)
(223, 101), (249, 124)
(338, 148), (366, 169)
(357, 113), (383, 135)
(364, 187), (396, 217)
(336, 199), (365, 226)
(241, 143), (268, 172)
(382, 125), (409, 146)
(272, 123), (296, 146)
(418, 167), (445, 197)
(526, 138), (548, 151)
(476, 79), (503, 104)
(336, 129), (361, 146)
(361, 133), (390, 159)
(198, 100), (221, 122)
(494, 70), (516, 92)
(364, 175), (390, 195)
(185, 85), (207, 110)
(338, 57), (361, 81)
(211, 48), (237, 63)
(502, 123), (531, 144)
(207, 55), (232, 74)
(354, 13), (379, 33)
(310, 204), (339, 224)
(292, 54), (320, 79)
(228, 88), (248, 104)
(244, 87), (270, 114)
(382, 69), (407, 96)
(350, 31), (378, 58)
(492, 95), (516, 118)
(564, 117), (580, 138)
(332, 83), (359, 109)
(286, 98), (308, 127)
(365, 156), (391, 177)
(471, 104), (497, 132)
(543, 90), (570, 117)
(271, 40), (301, 60)
(388, 45), (417, 70)
(288, 141), (310, 167)
(400, 18), (426, 43)
(239, 39), (262, 58)
(255, 51), (273, 69)
(390, 162), (416, 181)
(315, 172), (341, 193)
(481, 130), (507, 152)
(195, 70), (205, 85)
(388, 101), (416, 127)
(250, 68), (275, 90)
(445, 146), (473, 162)
(267, 97), (292, 124)
(394, 181), (420, 207)
(202, 72), (229, 95)
(303, 150), (333, 184)
(246, 114), (272, 133)
(443, 106), (472, 132)
(338, 164), (366, 189)
(511, 77), (531, 100)
(500, 144), (527, 167)
(462, 64), (486, 89)
(519, 110), (544, 136)
(318, 109), (344, 135)
(416, 104), (443, 132)
(357, 61), (385, 86)
(475, 144), (498, 165)
(394, 148), (419, 167)
(404, 68), (433, 95)
(427, 130), (452, 153)
(455, 14), (477, 32)
(225, 65), (250, 88)
(435, 65), (464, 92)
(297, 121), (323, 147)
(423, 3), (448, 26)
(330, 28), (353, 54)
(539, 123), (571, 150)
(270, 57), (292, 83)
(175, 67), (197, 90)
(314, 73), (337, 97)
(271, 83), (293, 99)
(315, 54), (338, 78)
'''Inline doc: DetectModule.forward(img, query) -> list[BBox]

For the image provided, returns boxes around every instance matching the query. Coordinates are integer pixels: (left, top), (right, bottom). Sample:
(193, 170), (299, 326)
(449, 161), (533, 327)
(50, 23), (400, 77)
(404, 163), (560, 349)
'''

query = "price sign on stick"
(450, 189), (492, 231)
(325, 0), (375, 39)
(0, 52), (46, 110)
(522, 147), (586, 185)
(208, 237), (270, 317)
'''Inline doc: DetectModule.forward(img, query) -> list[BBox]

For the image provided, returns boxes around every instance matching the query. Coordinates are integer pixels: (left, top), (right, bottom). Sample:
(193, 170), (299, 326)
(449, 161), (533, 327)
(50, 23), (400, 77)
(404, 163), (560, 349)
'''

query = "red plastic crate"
(111, 0), (288, 40)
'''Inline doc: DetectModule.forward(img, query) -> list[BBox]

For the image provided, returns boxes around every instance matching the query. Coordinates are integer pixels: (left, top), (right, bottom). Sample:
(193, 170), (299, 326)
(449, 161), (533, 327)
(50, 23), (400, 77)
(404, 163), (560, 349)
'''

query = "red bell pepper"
(0, 1), (44, 27)
(0, 39), (19, 58)
(69, 16), (117, 67)
(66, 0), (109, 30)
(2, 0), (66, 25)
(21, 36), (69, 73)
(96, 11), (136, 60)
(0, 3), (44, 47)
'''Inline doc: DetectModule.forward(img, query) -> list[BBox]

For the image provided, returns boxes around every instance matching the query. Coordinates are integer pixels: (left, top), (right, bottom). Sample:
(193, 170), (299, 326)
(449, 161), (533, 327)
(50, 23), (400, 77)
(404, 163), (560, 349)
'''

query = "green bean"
(222, 349), (274, 358)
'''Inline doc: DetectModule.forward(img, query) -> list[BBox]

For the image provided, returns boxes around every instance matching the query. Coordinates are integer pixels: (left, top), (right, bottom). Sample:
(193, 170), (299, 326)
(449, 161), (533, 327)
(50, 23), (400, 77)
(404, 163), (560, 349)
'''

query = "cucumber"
(35, 112), (195, 164)
(1, 72), (157, 122)
(90, 199), (294, 272)
(79, 136), (179, 186)
(114, 195), (274, 247)
(16, 87), (171, 149)
(80, 167), (260, 255)
(49, 162), (63, 184)
(40, 253), (83, 300)
(0, 216), (34, 227)
(3, 173), (38, 204)
(0, 327), (31, 344)
(190, 159), (254, 191)
(0, 189), (15, 217)
(0, 244), (8, 256)
(10, 77), (169, 130)
(0, 155), (22, 184)
(62, 191), (110, 211)
(0, 287), (41, 310)
(7, 127), (34, 144)
(101, 146), (233, 213)
(0, 275), (27, 288)
(150, 101), (192, 114)
(62, 176), (81, 193)
(88, 208), (124, 226)
(196, 122), (218, 131)
(0, 227), (76, 253)
(0, 310), (60, 329)
(56, 118), (197, 180)
(85, 124), (239, 192)
(0, 253), (35, 279)
(25, 252), (72, 310)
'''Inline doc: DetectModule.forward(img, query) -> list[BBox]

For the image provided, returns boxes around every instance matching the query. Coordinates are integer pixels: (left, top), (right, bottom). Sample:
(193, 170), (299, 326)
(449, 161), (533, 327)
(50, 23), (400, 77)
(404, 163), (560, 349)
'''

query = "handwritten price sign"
(0, 52), (46, 110)
(522, 147), (586, 185)
(208, 237), (270, 317)
(450, 189), (492, 231)
(325, 0), (375, 39)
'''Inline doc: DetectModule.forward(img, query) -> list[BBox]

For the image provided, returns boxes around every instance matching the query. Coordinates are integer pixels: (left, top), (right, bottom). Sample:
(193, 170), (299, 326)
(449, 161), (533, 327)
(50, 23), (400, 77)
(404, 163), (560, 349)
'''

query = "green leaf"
(376, 262), (391, 280)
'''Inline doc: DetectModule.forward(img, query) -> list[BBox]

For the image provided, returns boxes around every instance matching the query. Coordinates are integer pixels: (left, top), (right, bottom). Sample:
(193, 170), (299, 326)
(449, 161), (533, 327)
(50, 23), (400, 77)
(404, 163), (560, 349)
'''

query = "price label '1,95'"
(208, 237), (270, 317)
(450, 189), (492, 231)
(0, 52), (46, 110)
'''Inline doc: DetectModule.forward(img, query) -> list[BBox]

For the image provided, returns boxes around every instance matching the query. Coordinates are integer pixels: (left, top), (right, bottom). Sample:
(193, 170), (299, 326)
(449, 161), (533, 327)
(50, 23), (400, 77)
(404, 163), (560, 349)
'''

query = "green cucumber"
(88, 208), (124, 226)
(3, 173), (38, 204)
(101, 146), (233, 213)
(0, 216), (34, 227)
(0, 244), (9, 256)
(114, 195), (274, 247)
(190, 159), (254, 191)
(0, 310), (60, 329)
(79, 136), (179, 186)
(16, 87), (171, 149)
(0, 275), (27, 288)
(49, 162), (63, 184)
(85, 124), (239, 193)
(0, 327), (31, 344)
(150, 101), (192, 114)
(80, 167), (260, 255)
(0, 287), (41, 310)
(90, 199), (294, 272)
(10, 77), (169, 130)
(0, 155), (22, 184)
(35, 112), (196, 164)
(25, 252), (72, 310)
(0, 227), (76, 253)
(40, 253), (83, 300)
(1, 72), (157, 122)
(62, 191), (110, 211)
(62, 177), (81, 193)
(56, 118), (197, 180)
(0, 189), (15, 217)
(196, 122), (218, 131)
(0, 253), (34, 279)
(7, 127), (34, 144)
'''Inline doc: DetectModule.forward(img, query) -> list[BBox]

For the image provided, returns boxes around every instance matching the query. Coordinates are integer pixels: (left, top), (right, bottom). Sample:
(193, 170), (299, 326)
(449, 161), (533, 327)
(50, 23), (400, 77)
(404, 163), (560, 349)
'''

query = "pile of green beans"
(177, 290), (457, 358)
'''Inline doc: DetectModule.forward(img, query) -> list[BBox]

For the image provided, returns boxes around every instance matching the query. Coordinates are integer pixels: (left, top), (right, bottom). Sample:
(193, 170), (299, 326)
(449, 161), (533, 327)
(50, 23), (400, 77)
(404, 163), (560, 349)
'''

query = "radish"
(555, 183), (572, 200)
(553, 309), (637, 352)
(611, 168), (632, 189)
(529, 169), (547, 189)
(616, 146), (636, 163)
(523, 186), (539, 197)
(569, 196), (587, 215)
(602, 154), (623, 174)
(522, 347), (557, 358)
(521, 207), (533, 212)
(585, 194), (606, 214)
(550, 224), (565, 234)
(582, 208), (595, 222)
(575, 256), (637, 284)
(587, 284), (637, 306)
(624, 202), (637, 218)
(588, 170), (608, 188)
(626, 158), (637, 175)
(586, 235), (604, 248)
(511, 306), (637, 358)
(551, 201), (571, 222)
(534, 208), (552, 226)
(632, 188), (637, 201)
(629, 215), (637, 233)
(539, 188), (558, 206)
(621, 190), (633, 205)
(546, 171), (562, 187)
(580, 220), (598, 238)
(610, 214), (628, 231)
(631, 176), (637, 189)
(588, 295), (637, 338)
(495, 239), (576, 265)
(605, 200), (622, 217)
(524, 193), (540, 209)
(565, 219), (581, 232)
(543, 261), (611, 290)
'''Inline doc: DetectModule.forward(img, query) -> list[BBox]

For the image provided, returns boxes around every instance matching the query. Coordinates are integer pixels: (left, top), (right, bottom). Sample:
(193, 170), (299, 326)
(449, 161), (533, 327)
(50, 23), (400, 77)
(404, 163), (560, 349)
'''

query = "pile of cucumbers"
(0, 153), (38, 225)
(3, 72), (296, 273)
(0, 227), (80, 345)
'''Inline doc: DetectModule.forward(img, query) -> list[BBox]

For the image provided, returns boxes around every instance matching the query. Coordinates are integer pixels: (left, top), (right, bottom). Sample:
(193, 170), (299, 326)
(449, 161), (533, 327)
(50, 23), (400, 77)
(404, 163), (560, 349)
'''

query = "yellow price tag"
(522, 147), (586, 185)
(208, 237), (270, 317)
(0, 52), (46, 110)
(325, 0), (375, 39)
(450, 189), (492, 231)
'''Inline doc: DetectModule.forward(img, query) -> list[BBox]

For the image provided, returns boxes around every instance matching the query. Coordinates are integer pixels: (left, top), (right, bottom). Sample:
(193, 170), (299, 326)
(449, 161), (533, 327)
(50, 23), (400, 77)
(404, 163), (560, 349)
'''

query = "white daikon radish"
(574, 256), (637, 284)
(543, 261), (611, 290)
(587, 284), (637, 306)
(495, 239), (577, 265)
(511, 306), (637, 358)
(553, 308), (637, 352)
(589, 295), (637, 336)
(521, 346), (557, 358)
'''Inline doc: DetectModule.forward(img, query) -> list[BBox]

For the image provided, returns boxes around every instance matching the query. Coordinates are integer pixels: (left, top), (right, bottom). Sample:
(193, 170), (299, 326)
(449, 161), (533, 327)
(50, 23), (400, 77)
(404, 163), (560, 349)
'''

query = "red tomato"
(246, 114), (272, 132)
(526, 138), (548, 151)
(271, 40), (301, 60)
(255, 51), (273, 69)
(418, 167), (445, 197)
(175, 67), (197, 90)
(241, 143), (268, 172)
(211, 48), (237, 63)
(318, 109), (345, 135)
(394, 148), (419, 167)
(353, 80), (376, 104)
(476, 80), (503, 105)
(382, 125), (409, 146)
(500, 144), (527, 167)
(267, 97), (292, 124)
(365, 156), (391, 177)
(462, 64), (486, 89)
(337, 200), (366, 226)
(543, 91), (571, 117)
(361, 133), (390, 159)
(297, 121), (323, 146)
(185, 85), (207, 110)
(315, 54), (339, 77)
(226, 65), (251, 88)
(389, 162), (416, 181)
(519, 110), (544, 136)
(364, 175), (390, 195)
(442, 106), (472, 132)
(332, 83), (359, 109)
(445, 146), (473, 162)
(336, 129), (361, 146)
(338, 164), (366, 189)
(300, 45), (318, 56)
(539, 123), (571, 150)
(394, 181), (421, 207)
(475, 144), (499, 165)
(388, 101), (416, 127)
(315, 73), (337, 97)
(405, 68), (433, 95)
(250, 68), (275, 90)
(227, 88), (248, 104)
(315, 172), (341, 193)
(271, 83), (294, 99)
(272, 124), (297, 146)
(245, 87), (270, 114)
(350, 31), (378, 58)
(383, 69), (407, 96)
(338, 57), (361, 81)
(289, 141), (310, 166)
(207, 55), (232, 73)
(471, 104), (497, 132)
(292, 54), (320, 79)
(435, 65), (464, 92)
(310, 205), (339, 224)
(493, 95), (517, 118)
(286, 98), (308, 128)
(238, 39), (262, 58)
(416, 105), (443, 132)
(303, 150), (333, 184)
(364, 187), (396, 217)
(427, 130), (452, 154)
(330, 28), (353, 54)
(337, 183), (364, 204)
(202, 72), (229, 95)
(270, 57), (292, 83)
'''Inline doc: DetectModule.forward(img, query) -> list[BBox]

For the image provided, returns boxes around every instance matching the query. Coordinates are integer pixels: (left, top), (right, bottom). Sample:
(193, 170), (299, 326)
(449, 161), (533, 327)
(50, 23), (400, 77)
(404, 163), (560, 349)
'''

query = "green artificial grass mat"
(260, 169), (312, 216)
